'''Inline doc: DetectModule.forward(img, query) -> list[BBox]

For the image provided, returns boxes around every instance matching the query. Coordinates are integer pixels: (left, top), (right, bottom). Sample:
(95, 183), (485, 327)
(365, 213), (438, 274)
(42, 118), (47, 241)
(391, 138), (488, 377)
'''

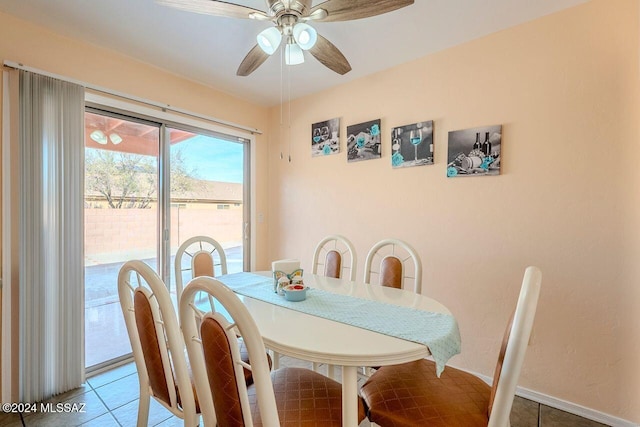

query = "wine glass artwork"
(391, 121), (433, 169)
(410, 129), (423, 163)
(320, 126), (329, 142)
(311, 118), (340, 157)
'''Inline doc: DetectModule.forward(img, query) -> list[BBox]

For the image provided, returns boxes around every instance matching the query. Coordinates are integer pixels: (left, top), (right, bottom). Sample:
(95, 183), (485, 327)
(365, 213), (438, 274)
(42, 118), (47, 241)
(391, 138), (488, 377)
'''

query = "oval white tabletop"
(240, 273), (451, 367)
(221, 272), (455, 427)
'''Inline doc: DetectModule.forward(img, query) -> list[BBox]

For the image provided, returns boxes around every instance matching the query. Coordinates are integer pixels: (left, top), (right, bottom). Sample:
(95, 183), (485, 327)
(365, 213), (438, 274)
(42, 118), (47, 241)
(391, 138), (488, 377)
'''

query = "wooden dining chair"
(179, 275), (367, 427)
(363, 238), (423, 294)
(360, 266), (542, 427)
(174, 235), (227, 303)
(312, 234), (357, 281)
(118, 260), (200, 427)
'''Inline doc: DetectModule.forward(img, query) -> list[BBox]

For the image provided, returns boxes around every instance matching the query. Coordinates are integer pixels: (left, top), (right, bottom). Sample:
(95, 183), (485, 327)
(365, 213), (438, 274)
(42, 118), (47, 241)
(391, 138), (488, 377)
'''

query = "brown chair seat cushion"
(248, 367), (366, 426)
(360, 359), (491, 427)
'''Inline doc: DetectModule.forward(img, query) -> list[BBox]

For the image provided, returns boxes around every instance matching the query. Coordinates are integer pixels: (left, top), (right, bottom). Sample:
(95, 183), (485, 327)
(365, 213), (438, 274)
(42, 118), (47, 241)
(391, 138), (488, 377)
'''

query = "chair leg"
(312, 361), (321, 372)
(184, 410), (200, 427)
(272, 350), (280, 370)
(137, 387), (150, 427)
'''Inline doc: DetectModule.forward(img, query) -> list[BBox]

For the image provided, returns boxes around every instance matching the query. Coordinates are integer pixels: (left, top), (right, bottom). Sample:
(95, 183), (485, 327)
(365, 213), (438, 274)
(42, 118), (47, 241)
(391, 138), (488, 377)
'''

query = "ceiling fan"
(157, 0), (414, 76)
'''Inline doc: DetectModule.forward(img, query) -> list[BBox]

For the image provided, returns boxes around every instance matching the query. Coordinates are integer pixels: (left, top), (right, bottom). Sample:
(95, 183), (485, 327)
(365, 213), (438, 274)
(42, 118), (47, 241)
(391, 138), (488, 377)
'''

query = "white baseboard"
(466, 369), (638, 427)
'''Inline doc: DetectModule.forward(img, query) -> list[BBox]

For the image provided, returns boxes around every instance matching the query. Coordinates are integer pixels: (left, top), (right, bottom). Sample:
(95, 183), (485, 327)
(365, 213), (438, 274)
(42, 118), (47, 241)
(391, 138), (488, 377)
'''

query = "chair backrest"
(363, 238), (422, 293)
(487, 266), (542, 427)
(174, 235), (228, 302)
(311, 235), (357, 281)
(117, 260), (198, 424)
(180, 276), (278, 427)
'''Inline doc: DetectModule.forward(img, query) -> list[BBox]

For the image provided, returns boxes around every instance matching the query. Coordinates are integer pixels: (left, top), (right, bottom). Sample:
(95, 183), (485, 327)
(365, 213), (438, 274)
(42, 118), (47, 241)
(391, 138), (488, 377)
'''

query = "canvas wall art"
(391, 121), (434, 168)
(447, 125), (502, 177)
(346, 119), (381, 162)
(311, 117), (340, 157)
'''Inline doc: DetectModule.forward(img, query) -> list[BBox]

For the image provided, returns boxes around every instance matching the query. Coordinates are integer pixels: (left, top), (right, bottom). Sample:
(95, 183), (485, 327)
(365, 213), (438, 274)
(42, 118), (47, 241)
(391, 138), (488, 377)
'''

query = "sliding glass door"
(167, 128), (247, 292)
(84, 110), (160, 369)
(84, 109), (249, 371)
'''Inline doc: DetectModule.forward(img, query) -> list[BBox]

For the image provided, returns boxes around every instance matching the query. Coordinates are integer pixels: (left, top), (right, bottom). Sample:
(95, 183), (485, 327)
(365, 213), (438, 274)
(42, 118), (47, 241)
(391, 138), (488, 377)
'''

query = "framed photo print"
(447, 125), (502, 177)
(311, 117), (340, 157)
(346, 119), (381, 162)
(391, 120), (434, 168)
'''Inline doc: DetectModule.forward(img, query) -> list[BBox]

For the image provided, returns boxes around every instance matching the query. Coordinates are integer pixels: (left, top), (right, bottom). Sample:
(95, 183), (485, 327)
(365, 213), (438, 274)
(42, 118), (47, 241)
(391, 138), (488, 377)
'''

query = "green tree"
(85, 147), (196, 208)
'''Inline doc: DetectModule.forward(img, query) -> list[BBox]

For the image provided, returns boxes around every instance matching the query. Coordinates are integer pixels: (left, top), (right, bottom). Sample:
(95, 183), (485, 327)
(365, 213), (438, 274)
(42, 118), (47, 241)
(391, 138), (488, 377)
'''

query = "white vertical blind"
(18, 70), (85, 402)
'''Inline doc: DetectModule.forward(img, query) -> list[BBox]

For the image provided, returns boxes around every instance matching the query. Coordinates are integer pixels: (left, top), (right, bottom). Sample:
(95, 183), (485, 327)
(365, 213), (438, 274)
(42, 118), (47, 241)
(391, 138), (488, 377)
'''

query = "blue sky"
(173, 134), (244, 183)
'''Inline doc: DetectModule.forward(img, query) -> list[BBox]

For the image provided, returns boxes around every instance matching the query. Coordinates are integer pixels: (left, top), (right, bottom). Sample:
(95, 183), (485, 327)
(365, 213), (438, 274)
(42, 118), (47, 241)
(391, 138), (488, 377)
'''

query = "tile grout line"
(71, 388), (119, 427)
(85, 372), (130, 427)
(538, 401), (542, 427)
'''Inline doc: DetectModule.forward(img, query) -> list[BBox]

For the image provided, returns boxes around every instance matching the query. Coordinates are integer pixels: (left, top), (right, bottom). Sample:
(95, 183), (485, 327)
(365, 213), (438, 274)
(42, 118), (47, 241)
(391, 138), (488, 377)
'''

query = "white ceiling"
(0, 0), (588, 106)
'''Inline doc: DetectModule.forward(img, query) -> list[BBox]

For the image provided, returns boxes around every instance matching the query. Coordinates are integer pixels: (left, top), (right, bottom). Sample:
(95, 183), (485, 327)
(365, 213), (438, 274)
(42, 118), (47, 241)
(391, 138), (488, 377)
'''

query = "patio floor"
(85, 246), (243, 368)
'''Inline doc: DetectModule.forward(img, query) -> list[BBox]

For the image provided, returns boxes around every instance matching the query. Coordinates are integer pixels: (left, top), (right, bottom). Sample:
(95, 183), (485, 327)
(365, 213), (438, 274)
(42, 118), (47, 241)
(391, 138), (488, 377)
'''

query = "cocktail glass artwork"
(313, 128), (321, 143)
(410, 129), (422, 163)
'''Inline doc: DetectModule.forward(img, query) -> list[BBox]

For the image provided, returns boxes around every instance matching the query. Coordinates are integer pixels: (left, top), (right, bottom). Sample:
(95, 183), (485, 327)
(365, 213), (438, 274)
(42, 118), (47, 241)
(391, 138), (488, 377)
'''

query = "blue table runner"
(217, 272), (461, 376)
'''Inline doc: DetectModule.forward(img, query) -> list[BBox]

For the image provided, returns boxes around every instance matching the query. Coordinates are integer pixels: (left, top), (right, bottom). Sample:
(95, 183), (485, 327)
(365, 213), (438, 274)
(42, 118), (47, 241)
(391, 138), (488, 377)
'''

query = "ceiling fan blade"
(157, 0), (269, 20)
(309, 35), (351, 75)
(309, 0), (413, 22)
(237, 45), (270, 76)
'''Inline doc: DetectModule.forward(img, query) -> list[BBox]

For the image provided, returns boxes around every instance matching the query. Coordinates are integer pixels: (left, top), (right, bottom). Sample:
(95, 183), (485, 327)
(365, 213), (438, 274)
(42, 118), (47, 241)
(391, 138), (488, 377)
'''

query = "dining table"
(214, 271), (461, 427)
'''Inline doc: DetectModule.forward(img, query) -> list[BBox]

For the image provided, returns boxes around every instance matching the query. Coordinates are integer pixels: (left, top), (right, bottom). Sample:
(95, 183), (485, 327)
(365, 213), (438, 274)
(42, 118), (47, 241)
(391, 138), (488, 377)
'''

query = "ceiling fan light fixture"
(158, 0), (414, 77)
(292, 22), (317, 50)
(90, 130), (108, 145)
(257, 27), (282, 55)
(285, 43), (305, 65)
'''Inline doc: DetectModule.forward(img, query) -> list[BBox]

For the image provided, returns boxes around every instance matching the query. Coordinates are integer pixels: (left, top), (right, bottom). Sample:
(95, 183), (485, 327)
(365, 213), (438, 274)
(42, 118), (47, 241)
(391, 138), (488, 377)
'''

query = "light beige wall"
(268, 0), (640, 422)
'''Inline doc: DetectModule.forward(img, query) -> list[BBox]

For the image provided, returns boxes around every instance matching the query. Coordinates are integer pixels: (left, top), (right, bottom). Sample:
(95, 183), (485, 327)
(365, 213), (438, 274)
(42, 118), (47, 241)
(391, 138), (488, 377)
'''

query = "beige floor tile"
(153, 414), (191, 426)
(0, 411), (27, 427)
(511, 396), (539, 427)
(111, 397), (173, 427)
(87, 362), (136, 389)
(540, 405), (610, 427)
(79, 412), (120, 426)
(20, 390), (109, 427)
(93, 373), (139, 411)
